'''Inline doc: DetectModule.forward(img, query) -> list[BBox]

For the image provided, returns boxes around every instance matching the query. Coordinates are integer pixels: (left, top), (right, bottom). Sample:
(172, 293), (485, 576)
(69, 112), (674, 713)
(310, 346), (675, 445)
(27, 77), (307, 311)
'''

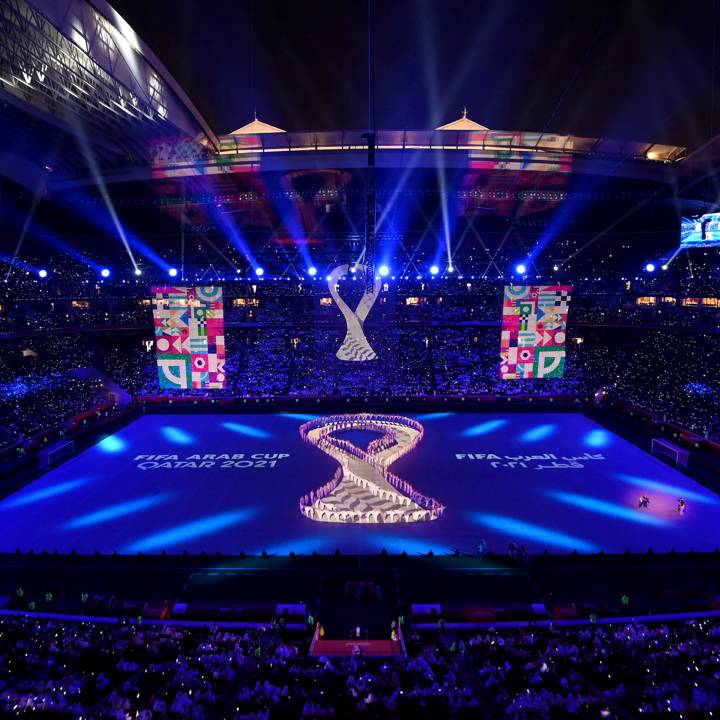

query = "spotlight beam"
(31, 225), (102, 273)
(199, 233), (240, 272)
(534, 24), (603, 148)
(438, 161), (453, 271)
(211, 204), (258, 270)
(561, 187), (664, 264)
(561, 137), (712, 267)
(662, 245), (683, 268)
(4, 191), (41, 283)
(397, 233), (426, 278)
(74, 120), (138, 273)
(268, 192), (312, 270)
(418, 3), (456, 275)
(483, 223), (516, 278)
(466, 217), (500, 277)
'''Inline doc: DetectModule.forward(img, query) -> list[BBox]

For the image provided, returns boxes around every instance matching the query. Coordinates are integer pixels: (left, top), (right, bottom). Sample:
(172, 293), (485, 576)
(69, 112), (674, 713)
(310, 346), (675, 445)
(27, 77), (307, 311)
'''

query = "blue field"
(1, 412), (718, 555)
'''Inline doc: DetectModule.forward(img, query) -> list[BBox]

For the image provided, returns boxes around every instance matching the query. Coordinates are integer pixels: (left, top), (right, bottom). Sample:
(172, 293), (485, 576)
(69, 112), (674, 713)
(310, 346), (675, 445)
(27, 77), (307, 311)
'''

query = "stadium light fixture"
(429, 265), (440, 275)
(100, 268), (110, 278)
(38, 269), (48, 278)
(134, 268), (142, 276)
(661, 264), (668, 271)
(645, 263), (656, 273)
(447, 265), (455, 273)
(515, 263), (527, 275)
(168, 267), (178, 277)
(378, 264), (390, 277)
(308, 266), (318, 277)
(553, 264), (559, 271)
(255, 267), (265, 277)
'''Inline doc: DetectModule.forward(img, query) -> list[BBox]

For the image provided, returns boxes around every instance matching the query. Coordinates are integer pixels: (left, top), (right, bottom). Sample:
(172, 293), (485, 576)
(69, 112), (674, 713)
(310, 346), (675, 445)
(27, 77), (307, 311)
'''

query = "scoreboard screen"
(681, 213), (720, 248)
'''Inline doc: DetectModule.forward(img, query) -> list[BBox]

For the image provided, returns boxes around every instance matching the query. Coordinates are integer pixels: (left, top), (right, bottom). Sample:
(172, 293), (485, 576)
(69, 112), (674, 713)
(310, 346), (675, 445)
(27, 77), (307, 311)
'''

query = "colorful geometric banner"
(151, 286), (226, 389)
(499, 285), (572, 379)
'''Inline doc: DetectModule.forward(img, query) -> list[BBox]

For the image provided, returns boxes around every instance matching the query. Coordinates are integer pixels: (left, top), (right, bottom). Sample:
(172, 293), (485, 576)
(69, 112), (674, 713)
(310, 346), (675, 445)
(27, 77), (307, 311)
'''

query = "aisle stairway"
(313, 570), (403, 656)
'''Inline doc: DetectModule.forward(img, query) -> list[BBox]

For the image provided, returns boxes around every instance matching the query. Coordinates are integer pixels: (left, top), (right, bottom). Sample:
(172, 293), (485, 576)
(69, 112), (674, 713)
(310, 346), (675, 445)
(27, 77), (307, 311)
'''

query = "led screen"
(680, 214), (720, 248)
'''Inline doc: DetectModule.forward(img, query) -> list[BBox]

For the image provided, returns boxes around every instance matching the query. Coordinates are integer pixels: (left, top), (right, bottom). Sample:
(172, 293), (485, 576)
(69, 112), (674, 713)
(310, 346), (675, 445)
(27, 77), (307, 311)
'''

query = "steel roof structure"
(0, 0), (217, 192)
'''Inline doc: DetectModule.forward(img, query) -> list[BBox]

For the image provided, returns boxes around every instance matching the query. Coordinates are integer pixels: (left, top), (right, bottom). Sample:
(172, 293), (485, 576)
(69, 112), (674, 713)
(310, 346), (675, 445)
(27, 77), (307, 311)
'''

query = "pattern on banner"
(151, 286), (226, 389)
(499, 285), (572, 379)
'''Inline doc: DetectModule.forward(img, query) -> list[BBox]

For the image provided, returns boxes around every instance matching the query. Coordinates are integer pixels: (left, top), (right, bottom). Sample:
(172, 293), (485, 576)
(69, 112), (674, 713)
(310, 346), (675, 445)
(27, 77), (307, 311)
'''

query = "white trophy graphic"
(328, 263), (381, 361)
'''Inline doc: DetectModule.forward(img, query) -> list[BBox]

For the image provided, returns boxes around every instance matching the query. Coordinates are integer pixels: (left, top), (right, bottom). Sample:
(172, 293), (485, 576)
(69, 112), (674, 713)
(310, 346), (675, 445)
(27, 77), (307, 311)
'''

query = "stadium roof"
(0, 0), (219, 192)
(0, 1), (693, 197)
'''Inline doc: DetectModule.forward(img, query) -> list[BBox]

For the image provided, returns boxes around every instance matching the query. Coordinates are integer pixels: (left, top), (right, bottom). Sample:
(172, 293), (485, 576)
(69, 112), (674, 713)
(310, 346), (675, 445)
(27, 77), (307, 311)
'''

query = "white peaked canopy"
(230, 115), (286, 135)
(435, 107), (489, 131)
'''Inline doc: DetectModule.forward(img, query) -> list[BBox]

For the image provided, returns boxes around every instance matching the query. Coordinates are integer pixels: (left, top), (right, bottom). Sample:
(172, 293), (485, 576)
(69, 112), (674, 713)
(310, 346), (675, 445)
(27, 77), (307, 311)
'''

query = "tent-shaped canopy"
(435, 108), (489, 131)
(230, 115), (286, 135)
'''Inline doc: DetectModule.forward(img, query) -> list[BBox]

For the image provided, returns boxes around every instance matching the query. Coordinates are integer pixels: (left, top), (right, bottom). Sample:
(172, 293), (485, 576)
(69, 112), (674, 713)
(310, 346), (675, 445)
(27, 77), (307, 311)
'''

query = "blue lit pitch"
(160, 426), (195, 444)
(66, 493), (172, 528)
(124, 509), (257, 553)
(1, 478), (89, 508)
(462, 419), (508, 436)
(583, 428), (613, 448)
(414, 412), (454, 421)
(615, 473), (717, 504)
(520, 424), (557, 442)
(222, 421), (270, 438)
(472, 513), (599, 552)
(549, 491), (670, 526)
(97, 434), (128, 453)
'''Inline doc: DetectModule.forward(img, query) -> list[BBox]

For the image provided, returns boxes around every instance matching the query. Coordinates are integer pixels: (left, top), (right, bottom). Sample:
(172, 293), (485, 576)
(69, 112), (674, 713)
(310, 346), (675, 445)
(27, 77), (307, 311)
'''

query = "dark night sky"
(111, 0), (719, 149)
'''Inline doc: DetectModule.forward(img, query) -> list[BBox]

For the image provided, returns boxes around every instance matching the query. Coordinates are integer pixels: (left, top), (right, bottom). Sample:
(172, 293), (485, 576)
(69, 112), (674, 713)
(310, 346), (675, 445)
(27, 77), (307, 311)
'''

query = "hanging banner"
(151, 286), (226, 389)
(499, 285), (572, 379)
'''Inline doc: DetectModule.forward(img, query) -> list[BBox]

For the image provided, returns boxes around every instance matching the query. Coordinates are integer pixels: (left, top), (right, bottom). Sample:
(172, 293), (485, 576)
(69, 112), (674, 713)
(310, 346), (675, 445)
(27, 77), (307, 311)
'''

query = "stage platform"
(1, 411), (718, 555)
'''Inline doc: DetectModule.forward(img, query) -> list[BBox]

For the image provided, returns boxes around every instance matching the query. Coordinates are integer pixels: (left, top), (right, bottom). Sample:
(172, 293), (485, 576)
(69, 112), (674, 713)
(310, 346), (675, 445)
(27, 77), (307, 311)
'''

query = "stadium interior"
(1, 0), (720, 717)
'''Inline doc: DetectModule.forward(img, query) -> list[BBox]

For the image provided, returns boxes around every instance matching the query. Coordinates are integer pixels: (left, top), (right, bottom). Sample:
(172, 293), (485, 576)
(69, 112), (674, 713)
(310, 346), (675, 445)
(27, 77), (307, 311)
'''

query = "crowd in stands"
(0, 376), (107, 450)
(0, 333), (108, 450)
(1, 266), (719, 452)
(2, 255), (719, 333)
(1, 614), (719, 718)
(2, 322), (718, 452)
